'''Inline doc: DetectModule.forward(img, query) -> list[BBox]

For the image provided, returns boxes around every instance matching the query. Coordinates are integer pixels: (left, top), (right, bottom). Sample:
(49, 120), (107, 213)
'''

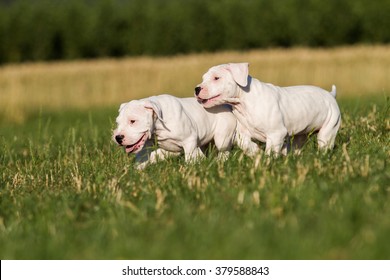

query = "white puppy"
(113, 94), (236, 169)
(195, 63), (341, 156)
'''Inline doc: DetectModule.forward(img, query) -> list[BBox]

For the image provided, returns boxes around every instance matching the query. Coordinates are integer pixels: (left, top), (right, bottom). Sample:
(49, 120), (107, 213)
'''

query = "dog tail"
(330, 85), (337, 98)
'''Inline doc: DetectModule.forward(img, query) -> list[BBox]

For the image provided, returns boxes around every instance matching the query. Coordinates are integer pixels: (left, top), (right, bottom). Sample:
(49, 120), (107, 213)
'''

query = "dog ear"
(226, 63), (249, 87)
(119, 102), (127, 112)
(144, 97), (165, 123)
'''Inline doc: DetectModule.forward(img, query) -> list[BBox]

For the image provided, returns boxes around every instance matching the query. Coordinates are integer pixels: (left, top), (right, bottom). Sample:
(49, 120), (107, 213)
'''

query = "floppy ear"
(119, 102), (127, 112)
(226, 63), (249, 87)
(144, 97), (165, 123)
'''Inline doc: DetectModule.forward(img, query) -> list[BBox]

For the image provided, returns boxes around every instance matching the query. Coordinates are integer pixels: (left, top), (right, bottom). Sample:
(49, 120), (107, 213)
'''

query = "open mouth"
(197, 94), (220, 105)
(125, 133), (148, 154)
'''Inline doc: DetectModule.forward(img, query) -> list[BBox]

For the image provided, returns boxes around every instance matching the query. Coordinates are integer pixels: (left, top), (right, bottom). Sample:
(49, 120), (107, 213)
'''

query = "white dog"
(195, 63), (341, 156)
(113, 94), (236, 169)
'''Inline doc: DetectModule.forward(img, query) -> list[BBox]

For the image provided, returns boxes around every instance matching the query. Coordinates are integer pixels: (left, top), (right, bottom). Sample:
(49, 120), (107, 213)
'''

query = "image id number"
(215, 266), (269, 276)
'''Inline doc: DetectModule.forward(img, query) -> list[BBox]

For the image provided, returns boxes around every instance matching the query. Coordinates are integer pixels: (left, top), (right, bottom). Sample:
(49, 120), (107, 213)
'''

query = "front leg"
(136, 148), (180, 170)
(149, 148), (180, 163)
(265, 129), (287, 156)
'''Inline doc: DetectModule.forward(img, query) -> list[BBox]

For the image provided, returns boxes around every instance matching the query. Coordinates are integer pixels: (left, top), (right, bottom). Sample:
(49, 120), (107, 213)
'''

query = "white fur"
(195, 63), (341, 156)
(113, 94), (236, 169)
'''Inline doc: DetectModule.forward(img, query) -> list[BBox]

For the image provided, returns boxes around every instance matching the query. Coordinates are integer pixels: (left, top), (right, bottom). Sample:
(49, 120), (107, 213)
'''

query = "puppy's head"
(113, 99), (162, 154)
(194, 63), (249, 108)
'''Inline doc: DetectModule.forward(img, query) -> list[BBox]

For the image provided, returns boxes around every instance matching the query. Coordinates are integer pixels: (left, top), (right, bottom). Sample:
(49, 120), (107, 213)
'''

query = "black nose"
(115, 135), (124, 144)
(195, 86), (202, 96)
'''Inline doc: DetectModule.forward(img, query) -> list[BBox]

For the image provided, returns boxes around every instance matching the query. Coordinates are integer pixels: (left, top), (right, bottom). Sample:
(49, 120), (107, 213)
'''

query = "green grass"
(0, 95), (389, 259)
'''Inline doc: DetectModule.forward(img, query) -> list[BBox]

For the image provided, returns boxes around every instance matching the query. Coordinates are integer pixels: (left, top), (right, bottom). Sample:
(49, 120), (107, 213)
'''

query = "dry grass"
(1, 45), (389, 123)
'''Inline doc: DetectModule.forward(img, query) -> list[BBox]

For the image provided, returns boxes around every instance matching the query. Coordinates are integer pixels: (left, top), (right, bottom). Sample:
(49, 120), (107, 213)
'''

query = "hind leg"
(292, 134), (308, 155)
(317, 115), (341, 151)
(235, 131), (260, 157)
(282, 134), (308, 155)
(214, 131), (235, 161)
(213, 114), (237, 161)
(183, 139), (205, 163)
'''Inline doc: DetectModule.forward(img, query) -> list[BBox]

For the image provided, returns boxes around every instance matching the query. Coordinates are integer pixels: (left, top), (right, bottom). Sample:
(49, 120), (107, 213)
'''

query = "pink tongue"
(125, 145), (137, 153)
(124, 133), (147, 154)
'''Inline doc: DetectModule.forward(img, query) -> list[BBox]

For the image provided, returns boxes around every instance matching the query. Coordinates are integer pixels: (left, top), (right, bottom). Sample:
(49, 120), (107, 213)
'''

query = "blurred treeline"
(0, 0), (389, 64)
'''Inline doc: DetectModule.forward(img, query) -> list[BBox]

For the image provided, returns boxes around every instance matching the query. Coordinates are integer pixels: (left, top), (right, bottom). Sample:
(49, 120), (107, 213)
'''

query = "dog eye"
(214, 77), (220, 81)
(129, 120), (136, 124)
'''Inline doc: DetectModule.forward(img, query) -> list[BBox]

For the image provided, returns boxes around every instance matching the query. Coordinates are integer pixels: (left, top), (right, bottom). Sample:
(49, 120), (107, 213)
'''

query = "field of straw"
(1, 45), (389, 123)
